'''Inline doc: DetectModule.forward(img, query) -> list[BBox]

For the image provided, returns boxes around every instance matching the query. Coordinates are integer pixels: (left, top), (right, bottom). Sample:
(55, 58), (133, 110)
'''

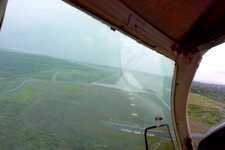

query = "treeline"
(0, 50), (97, 78)
(190, 81), (225, 103)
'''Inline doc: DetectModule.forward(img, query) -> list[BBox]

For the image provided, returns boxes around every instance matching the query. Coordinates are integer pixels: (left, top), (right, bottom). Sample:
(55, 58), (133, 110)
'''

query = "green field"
(0, 50), (176, 149)
(55, 69), (113, 83)
(188, 93), (225, 128)
(0, 78), (22, 93)
(5, 50), (223, 149)
(187, 92), (225, 148)
(190, 81), (225, 103)
(188, 104), (225, 127)
(0, 81), (147, 149)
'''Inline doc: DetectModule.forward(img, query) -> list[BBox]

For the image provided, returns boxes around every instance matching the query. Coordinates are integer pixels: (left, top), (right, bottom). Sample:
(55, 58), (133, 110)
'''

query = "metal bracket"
(128, 14), (137, 29)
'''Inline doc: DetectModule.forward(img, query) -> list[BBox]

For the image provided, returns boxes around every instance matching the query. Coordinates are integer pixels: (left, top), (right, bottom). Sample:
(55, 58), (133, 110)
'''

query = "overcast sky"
(194, 43), (225, 85)
(0, 0), (175, 78)
(0, 0), (224, 84)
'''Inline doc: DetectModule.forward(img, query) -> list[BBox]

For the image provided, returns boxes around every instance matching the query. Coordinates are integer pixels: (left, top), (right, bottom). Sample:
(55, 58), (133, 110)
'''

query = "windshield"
(0, 0), (177, 149)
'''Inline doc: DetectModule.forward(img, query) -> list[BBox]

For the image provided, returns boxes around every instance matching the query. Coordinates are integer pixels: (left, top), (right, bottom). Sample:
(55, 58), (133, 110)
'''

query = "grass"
(0, 50), (180, 149)
(188, 93), (225, 109)
(0, 75), (173, 149)
(0, 78), (22, 93)
(98, 71), (123, 84)
(29, 69), (61, 80)
(187, 93), (225, 149)
(188, 104), (225, 128)
(190, 81), (225, 103)
(0, 50), (97, 79)
(0, 78), (153, 149)
(188, 93), (225, 129)
(55, 69), (113, 83)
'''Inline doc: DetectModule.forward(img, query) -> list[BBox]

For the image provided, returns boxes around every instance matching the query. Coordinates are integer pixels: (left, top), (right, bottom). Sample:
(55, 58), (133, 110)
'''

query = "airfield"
(0, 50), (175, 149)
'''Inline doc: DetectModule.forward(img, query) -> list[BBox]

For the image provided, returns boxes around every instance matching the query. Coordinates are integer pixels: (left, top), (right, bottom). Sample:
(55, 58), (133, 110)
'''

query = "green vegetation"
(0, 50), (114, 91)
(188, 83), (225, 149)
(188, 83), (225, 129)
(188, 104), (225, 127)
(0, 78), (22, 93)
(1, 50), (159, 149)
(0, 50), (97, 80)
(188, 93), (225, 109)
(56, 69), (113, 83)
(98, 71), (123, 84)
(190, 81), (225, 103)
(0, 79), (149, 149)
(3, 49), (225, 149)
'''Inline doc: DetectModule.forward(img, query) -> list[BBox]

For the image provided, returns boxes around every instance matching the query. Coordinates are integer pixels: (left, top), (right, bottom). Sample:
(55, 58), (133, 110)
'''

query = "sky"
(193, 43), (225, 85)
(0, 0), (225, 84)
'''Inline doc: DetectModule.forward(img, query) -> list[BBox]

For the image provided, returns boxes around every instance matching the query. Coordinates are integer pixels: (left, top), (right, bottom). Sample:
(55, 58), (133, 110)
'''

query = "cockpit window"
(0, 0), (177, 149)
